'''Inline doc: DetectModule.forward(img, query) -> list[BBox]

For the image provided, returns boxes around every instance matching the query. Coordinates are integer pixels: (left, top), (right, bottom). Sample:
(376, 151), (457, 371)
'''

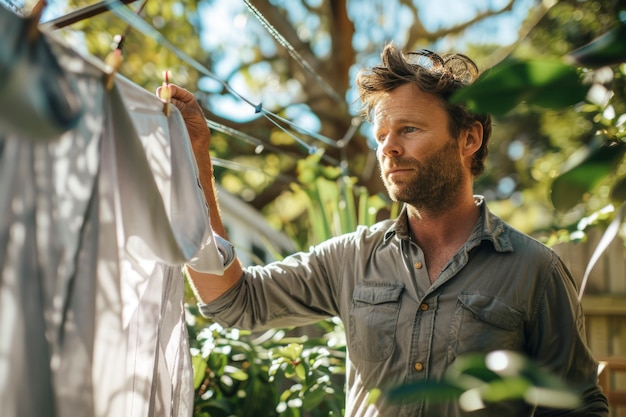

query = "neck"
(406, 194), (481, 250)
(406, 194), (481, 283)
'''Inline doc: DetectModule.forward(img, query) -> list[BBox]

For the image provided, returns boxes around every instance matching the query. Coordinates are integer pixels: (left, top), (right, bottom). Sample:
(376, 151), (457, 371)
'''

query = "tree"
(470, 0), (626, 243)
(51, 0), (561, 247)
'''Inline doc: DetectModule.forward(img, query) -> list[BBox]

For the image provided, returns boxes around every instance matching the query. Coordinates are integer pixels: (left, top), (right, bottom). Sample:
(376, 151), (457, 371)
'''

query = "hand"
(156, 84), (211, 149)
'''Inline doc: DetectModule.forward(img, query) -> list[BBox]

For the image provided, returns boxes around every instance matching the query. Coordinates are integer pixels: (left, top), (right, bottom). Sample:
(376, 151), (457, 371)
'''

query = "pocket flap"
(458, 292), (523, 330)
(353, 284), (404, 305)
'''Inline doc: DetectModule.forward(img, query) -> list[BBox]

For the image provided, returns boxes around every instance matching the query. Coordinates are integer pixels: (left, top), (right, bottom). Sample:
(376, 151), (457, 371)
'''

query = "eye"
(403, 126), (419, 134)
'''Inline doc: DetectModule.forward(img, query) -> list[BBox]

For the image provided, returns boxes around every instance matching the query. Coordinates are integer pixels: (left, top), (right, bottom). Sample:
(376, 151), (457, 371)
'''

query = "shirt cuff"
(186, 231), (235, 274)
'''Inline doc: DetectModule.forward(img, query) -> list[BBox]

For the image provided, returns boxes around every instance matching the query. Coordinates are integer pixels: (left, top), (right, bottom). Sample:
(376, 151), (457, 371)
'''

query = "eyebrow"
(374, 116), (428, 128)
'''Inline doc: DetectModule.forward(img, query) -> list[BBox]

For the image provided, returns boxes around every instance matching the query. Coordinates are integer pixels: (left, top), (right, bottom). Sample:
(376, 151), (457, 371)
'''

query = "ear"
(460, 121), (483, 158)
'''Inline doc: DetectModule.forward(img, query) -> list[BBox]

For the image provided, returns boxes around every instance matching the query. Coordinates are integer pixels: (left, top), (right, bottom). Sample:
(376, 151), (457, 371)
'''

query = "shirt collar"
(383, 196), (513, 253)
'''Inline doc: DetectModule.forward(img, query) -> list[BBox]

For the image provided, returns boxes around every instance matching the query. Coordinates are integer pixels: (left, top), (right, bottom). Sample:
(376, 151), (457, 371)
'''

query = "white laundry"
(0, 16), (224, 417)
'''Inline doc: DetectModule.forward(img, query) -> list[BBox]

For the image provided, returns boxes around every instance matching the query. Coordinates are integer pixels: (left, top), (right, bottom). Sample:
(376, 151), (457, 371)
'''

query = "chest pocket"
(349, 283), (404, 362)
(448, 292), (525, 363)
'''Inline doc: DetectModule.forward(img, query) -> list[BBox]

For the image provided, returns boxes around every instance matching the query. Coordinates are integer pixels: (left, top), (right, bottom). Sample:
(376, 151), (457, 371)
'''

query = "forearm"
(191, 136), (226, 237)
(187, 134), (244, 304)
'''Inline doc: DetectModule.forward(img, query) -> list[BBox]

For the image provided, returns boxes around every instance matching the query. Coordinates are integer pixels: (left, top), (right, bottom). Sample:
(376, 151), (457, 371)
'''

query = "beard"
(380, 138), (464, 213)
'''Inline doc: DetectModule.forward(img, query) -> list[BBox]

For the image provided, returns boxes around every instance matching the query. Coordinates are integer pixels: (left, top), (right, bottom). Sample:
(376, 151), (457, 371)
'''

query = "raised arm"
(157, 84), (243, 303)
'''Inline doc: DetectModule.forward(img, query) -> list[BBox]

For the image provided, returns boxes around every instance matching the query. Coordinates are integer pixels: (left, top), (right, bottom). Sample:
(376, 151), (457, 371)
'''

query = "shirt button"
(414, 262), (423, 269)
(414, 362), (424, 372)
(420, 303), (429, 311)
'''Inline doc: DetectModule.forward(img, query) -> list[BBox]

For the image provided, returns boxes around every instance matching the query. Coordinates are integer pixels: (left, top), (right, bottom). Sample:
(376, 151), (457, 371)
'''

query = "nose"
(377, 133), (402, 158)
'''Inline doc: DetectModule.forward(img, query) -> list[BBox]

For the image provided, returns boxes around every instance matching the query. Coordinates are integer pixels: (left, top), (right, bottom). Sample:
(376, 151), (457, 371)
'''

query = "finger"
(170, 97), (184, 109)
(156, 84), (193, 103)
(168, 84), (197, 104)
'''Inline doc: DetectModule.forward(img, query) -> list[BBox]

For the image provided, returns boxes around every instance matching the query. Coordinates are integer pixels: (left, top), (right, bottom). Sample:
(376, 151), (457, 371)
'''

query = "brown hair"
(356, 43), (492, 177)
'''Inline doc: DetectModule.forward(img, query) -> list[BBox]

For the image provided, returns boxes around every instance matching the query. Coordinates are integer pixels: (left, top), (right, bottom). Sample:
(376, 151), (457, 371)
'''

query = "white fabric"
(0, 28), (224, 417)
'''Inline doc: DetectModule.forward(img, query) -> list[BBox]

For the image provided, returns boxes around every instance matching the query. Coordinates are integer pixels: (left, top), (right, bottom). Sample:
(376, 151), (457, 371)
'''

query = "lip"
(385, 167), (413, 179)
(386, 166), (413, 174)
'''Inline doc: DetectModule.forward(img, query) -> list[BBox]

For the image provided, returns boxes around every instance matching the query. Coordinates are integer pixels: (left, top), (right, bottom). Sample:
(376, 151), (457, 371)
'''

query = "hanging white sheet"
(0, 7), (223, 417)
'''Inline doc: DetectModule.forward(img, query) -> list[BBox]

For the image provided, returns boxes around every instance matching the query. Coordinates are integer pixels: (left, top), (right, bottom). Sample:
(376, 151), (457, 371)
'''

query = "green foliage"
(453, 12), (626, 247)
(550, 136), (626, 212)
(385, 350), (581, 412)
(567, 20), (626, 68)
(186, 305), (347, 417)
(187, 315), (278, 417)
(452, 58), (589, 116)
(292, 148), (395, 247)
(269, 332), (346, 417)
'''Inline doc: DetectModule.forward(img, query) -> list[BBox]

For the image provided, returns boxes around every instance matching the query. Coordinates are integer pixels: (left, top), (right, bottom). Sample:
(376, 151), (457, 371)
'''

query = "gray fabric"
(201, 199), (608, 417)
(0, 3), (81, 140)
(0, 44), (104, 417)
(0, 136), (58, 417)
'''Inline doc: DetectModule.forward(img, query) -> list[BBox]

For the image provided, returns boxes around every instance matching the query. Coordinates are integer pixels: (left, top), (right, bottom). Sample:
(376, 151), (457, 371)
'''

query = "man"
(159, 44), (608, 416)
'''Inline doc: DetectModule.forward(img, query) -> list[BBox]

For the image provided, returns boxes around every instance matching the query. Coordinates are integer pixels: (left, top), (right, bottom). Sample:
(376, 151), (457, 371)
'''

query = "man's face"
(373, 83), (465, 212)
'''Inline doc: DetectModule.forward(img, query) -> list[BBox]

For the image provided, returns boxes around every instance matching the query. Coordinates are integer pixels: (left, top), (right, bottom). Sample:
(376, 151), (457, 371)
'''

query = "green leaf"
(480, 377), (530, 403)
(276, 343), (304, 361)
(284, 363), (297, 379)
(447, 352), (501, 384)
(451, 58), (588, 115)
(567, 22), (626, 68)
(192, 355), (208, 389)
(367, 388), (382, 405)
(197, 400), (233, 416)
(550, 139), (626, 211)
(339, 176), (357, 233)
(295, 363), (307, 380)
(208, 353), (228, 374)
(224, 365), (250, 382)
(302, 384), (328, 410)
(280, 388), (294, 403)
(385, 380), (464, 404)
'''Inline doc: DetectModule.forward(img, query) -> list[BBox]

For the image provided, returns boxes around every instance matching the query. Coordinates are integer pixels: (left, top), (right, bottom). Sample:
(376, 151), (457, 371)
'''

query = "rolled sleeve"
(197, 241), (343, 330)
(186, 230), (227, 274)
(197, 275), (244, 328)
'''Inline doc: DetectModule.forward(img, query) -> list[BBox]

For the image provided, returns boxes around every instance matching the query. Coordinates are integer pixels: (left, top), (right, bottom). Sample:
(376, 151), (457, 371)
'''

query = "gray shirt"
(200, 198), (608, 417)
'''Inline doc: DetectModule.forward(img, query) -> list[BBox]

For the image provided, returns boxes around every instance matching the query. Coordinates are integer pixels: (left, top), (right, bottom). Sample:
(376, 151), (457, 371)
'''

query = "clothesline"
(105, 0), (351, 166)
(42, 0), (138, 29)
(42, 0), (357, 172)
(242, 0), (344, 105)
(211, 156), (295, 185)
(78, 0), (351, 155)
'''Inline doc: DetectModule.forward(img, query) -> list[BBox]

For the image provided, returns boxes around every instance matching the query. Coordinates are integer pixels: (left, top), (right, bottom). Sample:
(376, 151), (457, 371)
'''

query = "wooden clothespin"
(104, 34), (124, 90)
(158, 70), (172, 117)
(26, 0), (47, 43)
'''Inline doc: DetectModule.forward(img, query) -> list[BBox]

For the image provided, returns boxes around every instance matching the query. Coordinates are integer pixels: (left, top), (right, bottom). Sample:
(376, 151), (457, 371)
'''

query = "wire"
(100, 0), (346, 157)
(46, 0), (354, 169)
(207, 119), (305, 159)
(242, 0), (344, 105)
(211, 157), (295, 184)
(42, 0), (138, 28)
(263, 111), (339, 148)
(206, 120), (265, 150)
